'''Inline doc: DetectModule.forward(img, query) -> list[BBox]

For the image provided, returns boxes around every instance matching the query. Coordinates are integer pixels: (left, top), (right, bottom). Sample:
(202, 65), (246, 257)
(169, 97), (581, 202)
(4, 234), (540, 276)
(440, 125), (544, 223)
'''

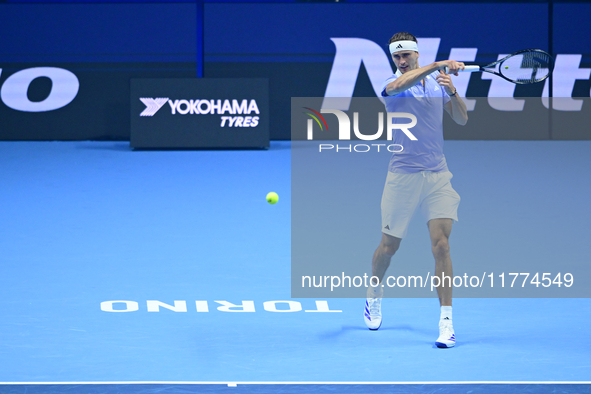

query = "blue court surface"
(0, 141), (590, 393)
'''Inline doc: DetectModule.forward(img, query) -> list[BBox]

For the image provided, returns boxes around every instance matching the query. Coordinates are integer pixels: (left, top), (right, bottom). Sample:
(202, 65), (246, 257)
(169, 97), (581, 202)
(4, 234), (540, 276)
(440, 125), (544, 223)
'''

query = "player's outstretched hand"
(438, 60), (465, 76)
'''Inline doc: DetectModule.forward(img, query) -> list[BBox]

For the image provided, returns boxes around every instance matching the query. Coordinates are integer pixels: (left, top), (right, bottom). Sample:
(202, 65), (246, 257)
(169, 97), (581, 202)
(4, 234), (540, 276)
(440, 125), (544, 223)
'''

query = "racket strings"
(500, 51), (552, 84)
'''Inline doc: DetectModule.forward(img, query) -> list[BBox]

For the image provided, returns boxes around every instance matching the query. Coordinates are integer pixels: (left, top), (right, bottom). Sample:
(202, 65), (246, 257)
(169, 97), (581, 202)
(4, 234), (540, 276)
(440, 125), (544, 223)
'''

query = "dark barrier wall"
(0, 1), (590, 141)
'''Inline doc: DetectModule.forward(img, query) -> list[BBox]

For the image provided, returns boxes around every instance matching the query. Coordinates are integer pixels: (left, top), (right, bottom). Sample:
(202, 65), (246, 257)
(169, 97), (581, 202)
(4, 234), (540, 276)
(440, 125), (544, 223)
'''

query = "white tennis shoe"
(435, 317), (455, 348)
(364, 297), (382, 330)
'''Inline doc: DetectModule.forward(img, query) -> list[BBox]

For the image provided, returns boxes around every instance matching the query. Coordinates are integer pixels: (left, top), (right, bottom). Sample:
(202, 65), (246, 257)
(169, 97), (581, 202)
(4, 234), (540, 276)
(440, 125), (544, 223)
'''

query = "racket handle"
(444, 65), (481, 73)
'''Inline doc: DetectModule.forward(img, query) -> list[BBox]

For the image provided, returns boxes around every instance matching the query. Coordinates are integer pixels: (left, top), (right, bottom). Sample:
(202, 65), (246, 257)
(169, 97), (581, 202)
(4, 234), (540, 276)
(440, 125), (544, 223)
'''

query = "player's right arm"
(384, 60), (465, 96)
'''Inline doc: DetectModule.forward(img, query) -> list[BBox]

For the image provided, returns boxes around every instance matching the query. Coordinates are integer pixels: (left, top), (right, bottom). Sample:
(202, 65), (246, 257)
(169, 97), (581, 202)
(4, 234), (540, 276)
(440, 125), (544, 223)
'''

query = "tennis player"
(363, 32), (468, 348)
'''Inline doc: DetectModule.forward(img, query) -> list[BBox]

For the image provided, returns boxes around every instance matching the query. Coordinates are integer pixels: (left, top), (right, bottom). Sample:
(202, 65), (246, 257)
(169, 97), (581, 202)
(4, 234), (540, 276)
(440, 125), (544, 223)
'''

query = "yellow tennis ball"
(505, 66), (509, 69)
(266, 192), (279, 205)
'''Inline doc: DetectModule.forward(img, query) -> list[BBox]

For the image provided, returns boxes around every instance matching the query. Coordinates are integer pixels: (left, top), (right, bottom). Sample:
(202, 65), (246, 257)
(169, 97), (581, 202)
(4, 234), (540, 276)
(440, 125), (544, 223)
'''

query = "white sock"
(440, 306), (452, 321)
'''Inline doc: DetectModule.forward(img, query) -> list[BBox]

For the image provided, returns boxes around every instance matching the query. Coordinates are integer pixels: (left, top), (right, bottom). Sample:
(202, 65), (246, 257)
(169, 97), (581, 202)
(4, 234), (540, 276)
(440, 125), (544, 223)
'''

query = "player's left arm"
(437, 70), (468, 126)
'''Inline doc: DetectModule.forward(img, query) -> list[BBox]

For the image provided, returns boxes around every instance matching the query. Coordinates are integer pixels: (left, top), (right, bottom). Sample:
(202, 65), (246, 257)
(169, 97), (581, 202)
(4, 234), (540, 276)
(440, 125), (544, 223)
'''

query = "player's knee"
(380, 238), (400, 257)
(432, 238), (450, 258)
(381, 245), (398, 257)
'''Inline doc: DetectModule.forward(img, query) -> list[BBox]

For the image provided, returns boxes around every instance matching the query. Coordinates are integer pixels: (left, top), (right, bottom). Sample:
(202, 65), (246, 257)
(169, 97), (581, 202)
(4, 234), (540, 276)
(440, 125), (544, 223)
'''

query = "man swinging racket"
(363, 32), (468, 348)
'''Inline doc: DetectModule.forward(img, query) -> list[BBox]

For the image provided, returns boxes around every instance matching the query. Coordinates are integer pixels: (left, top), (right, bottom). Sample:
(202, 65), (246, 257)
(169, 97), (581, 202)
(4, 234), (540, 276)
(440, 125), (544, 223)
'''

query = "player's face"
(392, 51), (419, 73)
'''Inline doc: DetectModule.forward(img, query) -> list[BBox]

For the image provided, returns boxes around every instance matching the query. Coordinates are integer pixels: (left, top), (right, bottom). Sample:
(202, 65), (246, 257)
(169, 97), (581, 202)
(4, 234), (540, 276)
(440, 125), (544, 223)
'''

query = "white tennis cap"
(389, 40), (419, 54)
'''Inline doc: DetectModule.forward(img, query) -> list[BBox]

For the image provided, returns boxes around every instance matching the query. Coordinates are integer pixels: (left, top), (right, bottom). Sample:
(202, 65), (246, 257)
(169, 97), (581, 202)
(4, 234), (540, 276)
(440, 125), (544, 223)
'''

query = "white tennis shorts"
(381, 170), (460, 239)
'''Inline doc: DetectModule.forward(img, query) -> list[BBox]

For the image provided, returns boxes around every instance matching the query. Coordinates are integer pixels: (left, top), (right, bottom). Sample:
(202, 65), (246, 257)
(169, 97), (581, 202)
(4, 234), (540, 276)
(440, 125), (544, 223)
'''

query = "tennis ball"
(266, 192), (279, 205)
(505, 66), (509, 69)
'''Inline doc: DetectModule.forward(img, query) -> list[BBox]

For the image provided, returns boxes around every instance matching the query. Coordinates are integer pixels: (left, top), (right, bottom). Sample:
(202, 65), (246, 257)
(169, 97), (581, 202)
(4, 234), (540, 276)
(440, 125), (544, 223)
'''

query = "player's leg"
(428, 218), (456, 348)
(429, 219), (456, 347)
(365, 171), (421, 330)
(364, 233), (401, 330)
(372, 233), (401, 285)
(420, 171), (460, 347)
(428, 218), (453, 307)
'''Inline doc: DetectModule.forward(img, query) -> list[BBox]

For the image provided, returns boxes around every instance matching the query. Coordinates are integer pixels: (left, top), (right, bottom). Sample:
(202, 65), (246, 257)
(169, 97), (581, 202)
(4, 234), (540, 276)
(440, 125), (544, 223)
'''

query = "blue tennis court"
(0, 141), (590, 392)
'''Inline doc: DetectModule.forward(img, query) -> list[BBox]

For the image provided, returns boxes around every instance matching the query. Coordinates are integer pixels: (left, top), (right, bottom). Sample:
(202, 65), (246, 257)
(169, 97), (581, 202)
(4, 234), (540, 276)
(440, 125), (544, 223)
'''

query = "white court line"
(2, 382), (591, 384)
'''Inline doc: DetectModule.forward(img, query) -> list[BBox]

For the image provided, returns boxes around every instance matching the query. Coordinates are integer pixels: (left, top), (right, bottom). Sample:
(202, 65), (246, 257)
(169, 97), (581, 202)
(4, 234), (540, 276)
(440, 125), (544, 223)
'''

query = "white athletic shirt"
(381, 69), (451, 173)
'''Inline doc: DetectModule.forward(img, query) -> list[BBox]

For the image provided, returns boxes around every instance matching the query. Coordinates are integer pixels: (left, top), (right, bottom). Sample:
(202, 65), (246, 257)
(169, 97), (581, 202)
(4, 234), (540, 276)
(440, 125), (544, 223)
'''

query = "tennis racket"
(445, 49), (554, 84)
